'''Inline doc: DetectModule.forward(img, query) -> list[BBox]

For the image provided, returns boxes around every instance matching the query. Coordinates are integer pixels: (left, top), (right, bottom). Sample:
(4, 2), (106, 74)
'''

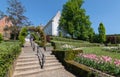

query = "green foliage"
(59, 0), (94, 41)
(37, 27), (46, 47)
(52, 50), (83, 61)
(59, 31), (63, 37)
(18, 27), (28, 46)
(0, 33), (3, 43)
(52, 50), (94, 77)
(51, 36), (86, 43)
(7, 0), (29, 26)
(51, 40), (100, 50)
(65, 50), (83, 60)
(65, 61), (94, 77)
(0, 42), (21, 77)
(31, 32), (39, 41)
(98, 22), (106, 43)
(74, 56), (120, 76)
(7, 0), (30, 40)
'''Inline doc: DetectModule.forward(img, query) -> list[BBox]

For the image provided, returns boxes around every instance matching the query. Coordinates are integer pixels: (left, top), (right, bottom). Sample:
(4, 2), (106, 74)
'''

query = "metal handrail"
(30, 41), (45, 69)
(37, 45), (45, 69)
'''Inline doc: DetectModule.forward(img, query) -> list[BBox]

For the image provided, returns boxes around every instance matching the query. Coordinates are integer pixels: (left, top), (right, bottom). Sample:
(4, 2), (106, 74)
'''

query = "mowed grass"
(82, 47), (120, 59)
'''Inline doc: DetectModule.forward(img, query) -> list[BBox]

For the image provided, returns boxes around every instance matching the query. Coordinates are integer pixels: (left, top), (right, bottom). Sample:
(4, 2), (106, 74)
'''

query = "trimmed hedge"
(51, 36), (86, 43)
(51, 41), (100, 50)
(65, 60), (95, 77)
(52, 50), (95, 77)
(0, 33), (3, 43)
(52, 50), (83, 61)
(0, 42), (21, 77)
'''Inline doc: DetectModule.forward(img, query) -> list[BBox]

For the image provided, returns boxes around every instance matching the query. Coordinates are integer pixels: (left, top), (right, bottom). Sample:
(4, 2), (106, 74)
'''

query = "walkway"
(13, 42), (76, 77)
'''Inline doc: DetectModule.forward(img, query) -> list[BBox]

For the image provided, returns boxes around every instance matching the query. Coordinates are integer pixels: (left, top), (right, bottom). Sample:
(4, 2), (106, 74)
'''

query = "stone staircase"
(12, 42), (75, 77)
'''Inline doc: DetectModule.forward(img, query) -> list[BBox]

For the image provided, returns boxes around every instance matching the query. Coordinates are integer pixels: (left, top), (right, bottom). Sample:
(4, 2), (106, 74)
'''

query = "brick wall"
(0, 16), (13, 40)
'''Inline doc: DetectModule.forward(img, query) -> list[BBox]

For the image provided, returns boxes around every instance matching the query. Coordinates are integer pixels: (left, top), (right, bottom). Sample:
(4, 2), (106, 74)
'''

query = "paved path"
(13, 42), (76, 77)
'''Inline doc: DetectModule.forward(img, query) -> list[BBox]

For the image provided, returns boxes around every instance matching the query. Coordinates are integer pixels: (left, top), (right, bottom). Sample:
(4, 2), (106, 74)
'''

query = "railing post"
(37, 46), (39, 54)
(41, 54), (45, 69)
(36, 44), (45, 69)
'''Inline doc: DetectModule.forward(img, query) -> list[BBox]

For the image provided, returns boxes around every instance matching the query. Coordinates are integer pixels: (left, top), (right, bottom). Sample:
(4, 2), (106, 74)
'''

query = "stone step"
(45, 56), (56, 60)
(20, 53), (37, 56)
(17, 58), (38, 62)
(13, 68), (43, 77)
(16, 61), (39, 66)
(13, 64), (64, 77)
(21, 51), (37, 54)
(15, 64), (40, 71)
(17, 56), (38, 60)
(44, 65), (64, 71)
(45, 54), (55, 57)
(44, 62), (62, 67)
(45, 59), (59, 63)
(18, 56), (37, 59)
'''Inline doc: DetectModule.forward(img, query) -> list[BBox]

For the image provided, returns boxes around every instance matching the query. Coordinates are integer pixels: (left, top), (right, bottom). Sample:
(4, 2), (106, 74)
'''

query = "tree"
(98, 22), (106, 43)
(7, 0), (29, 40)
(0, 10), (5, 19)
(59, 0), (94, 41)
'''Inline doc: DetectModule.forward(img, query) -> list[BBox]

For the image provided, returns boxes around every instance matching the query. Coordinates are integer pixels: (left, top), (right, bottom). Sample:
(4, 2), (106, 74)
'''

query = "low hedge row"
(52, 50), (83, 61)
(50, 36), (86, 43)
(51, 41), (100, 50)
(0, 42), (21, 77)
(65, 60), (95, 77)
(52, 50), (95, 77)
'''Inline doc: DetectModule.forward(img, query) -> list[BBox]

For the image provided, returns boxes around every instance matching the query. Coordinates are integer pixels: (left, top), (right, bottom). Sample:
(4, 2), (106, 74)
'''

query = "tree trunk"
(14, 33), (16, 40)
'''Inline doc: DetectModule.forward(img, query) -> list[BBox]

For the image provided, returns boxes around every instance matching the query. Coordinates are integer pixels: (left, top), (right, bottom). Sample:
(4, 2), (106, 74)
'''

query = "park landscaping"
(51, 36), (120, 77)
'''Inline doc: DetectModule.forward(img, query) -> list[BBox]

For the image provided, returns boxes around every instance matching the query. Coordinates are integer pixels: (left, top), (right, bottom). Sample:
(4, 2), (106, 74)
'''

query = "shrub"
(52, 50), (83, 62)
(18, 27), (28, 46)
(52, 50), (95, 77)
(31, 32), (39, 41)
(51, 41), (100, 50)
(51, 36), (85, 43)
(0, 33), (3, 43)
(0, 42), (21, 77)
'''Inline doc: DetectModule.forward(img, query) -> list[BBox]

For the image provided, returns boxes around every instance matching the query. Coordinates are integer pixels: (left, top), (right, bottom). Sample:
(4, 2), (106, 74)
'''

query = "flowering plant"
(75, 54), (120, 76)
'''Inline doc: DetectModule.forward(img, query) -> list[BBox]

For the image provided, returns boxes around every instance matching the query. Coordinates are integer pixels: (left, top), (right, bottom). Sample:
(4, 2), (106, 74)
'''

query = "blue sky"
(0, 0), (120, 34)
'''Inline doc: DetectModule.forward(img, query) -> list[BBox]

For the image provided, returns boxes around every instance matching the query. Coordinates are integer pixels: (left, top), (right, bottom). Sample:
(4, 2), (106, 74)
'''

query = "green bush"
(0, 42), (21, 77)
(51, 36), (85, 43)
(19, 36), (25, 46)
(52, 50), (95, 77)
(0, 33), (3, 43)
(65, 61), (95, 77)
(18, 27), (28, 46)
(51, 41), (100, 50)
(52, 50), (83, 61)
(31, 32), (39, 41)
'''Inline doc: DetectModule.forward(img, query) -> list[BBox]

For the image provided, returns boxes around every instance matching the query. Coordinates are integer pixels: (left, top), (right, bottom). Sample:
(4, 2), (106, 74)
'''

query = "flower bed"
(75, 54), (120, 76)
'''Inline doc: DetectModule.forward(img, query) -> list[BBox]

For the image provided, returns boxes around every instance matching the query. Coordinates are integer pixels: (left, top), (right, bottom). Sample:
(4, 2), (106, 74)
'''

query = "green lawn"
(82, 47), (120, 59)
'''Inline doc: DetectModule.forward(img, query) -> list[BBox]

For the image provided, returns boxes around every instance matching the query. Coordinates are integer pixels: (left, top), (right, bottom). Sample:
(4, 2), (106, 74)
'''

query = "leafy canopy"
(59, 0), (94, 41)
